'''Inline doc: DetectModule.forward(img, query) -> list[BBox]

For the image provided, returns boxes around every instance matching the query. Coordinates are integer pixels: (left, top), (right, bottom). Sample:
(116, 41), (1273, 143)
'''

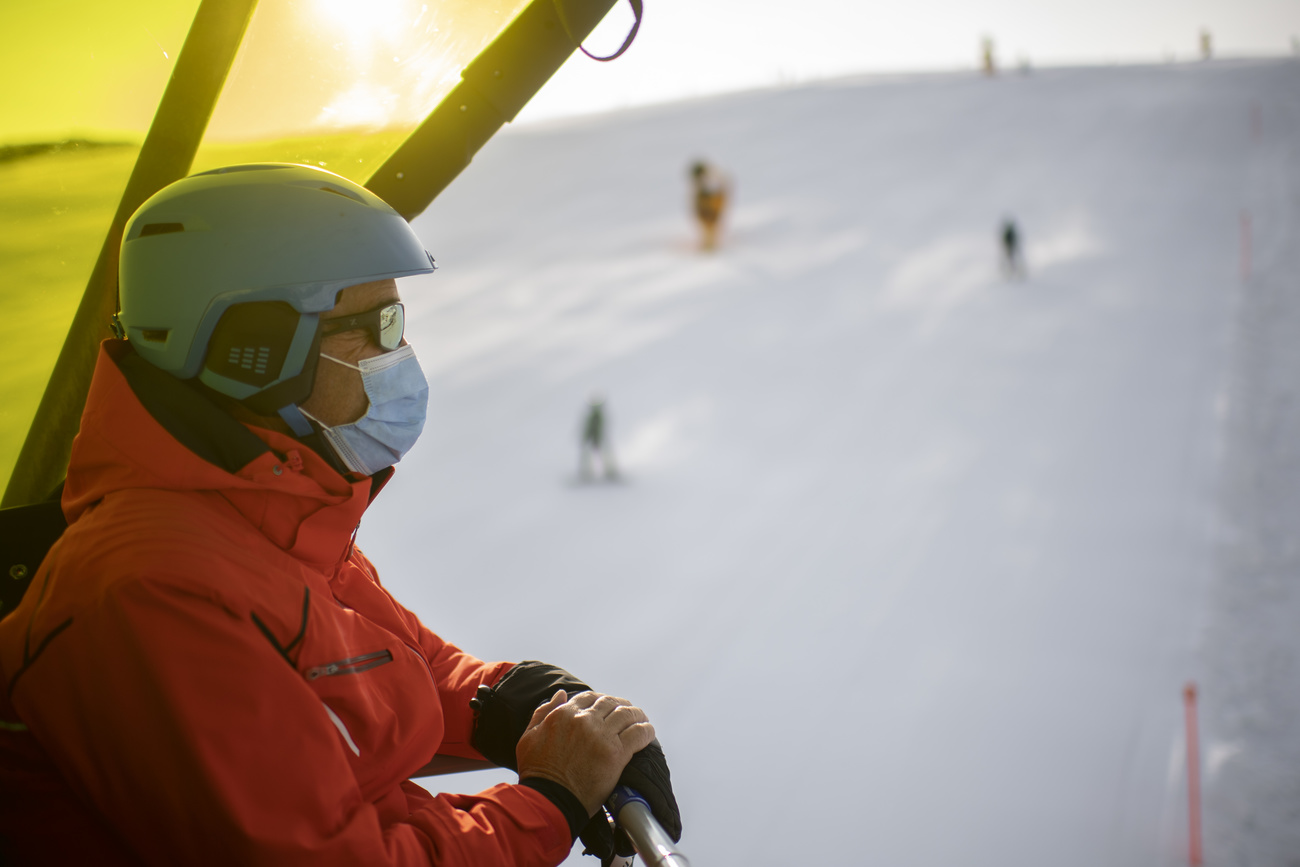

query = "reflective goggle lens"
(378, 303), (404, 350)
(321, 302), (405, 350)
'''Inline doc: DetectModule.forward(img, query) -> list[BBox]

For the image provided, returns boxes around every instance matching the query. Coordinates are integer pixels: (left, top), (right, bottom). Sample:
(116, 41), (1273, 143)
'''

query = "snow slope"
(1199, 62), (1300, 866)
(355, 60), (1300, 866)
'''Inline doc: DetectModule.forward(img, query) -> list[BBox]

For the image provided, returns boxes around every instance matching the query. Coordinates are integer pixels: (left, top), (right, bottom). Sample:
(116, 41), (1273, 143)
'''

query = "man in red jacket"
(0, 165), (679, 866)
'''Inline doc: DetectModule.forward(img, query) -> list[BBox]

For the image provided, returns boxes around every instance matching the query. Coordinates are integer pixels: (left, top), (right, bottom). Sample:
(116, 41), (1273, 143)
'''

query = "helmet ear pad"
(201, 301), (323, 417)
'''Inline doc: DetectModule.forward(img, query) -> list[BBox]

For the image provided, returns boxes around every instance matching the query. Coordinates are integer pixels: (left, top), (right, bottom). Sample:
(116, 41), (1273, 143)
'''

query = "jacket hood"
(62, 340), (377, 573)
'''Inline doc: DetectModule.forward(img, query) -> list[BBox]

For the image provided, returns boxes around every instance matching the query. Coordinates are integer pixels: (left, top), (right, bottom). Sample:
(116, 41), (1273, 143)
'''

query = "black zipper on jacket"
(250, 587), (311, 668)
(306, 649), (394, 679)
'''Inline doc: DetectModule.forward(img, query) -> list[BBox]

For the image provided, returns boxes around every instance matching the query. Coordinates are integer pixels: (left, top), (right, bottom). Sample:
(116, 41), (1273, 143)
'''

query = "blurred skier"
(579, 393), (618, 481)
(1001, 218), (1025, 279)
(689, 160), (729, 252)
(981, 36), (997, 76)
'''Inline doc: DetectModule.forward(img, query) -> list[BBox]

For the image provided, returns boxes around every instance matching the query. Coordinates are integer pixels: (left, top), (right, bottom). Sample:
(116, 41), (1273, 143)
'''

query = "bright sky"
(1, 0), (1295, 143)
(517, 0), (1300, 122)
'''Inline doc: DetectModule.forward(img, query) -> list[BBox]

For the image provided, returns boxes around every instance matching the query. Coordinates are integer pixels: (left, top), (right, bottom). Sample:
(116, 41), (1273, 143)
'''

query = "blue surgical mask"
(299, 344), (428, 476)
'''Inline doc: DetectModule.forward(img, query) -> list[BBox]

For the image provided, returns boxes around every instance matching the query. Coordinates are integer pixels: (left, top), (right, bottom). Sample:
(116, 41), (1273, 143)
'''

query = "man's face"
(298, 279), (402, 427)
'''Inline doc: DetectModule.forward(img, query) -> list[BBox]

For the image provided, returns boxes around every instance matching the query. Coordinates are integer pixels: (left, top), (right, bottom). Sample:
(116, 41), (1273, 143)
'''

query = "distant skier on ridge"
(981, 35), (997, 76)
(689, 160), (730, 252)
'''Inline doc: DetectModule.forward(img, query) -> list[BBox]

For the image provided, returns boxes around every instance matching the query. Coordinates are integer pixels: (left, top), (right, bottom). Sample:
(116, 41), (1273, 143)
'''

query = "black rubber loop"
(553, 0), (643, 62)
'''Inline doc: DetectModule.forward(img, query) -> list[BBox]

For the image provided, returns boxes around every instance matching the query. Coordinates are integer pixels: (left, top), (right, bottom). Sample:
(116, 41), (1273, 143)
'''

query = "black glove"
(619, 739), (681, 841)
(578, 738), (681, 863)
(469, 660), (591, 771)
(578, 807), (633, 864)
(470, 661), (682, 858)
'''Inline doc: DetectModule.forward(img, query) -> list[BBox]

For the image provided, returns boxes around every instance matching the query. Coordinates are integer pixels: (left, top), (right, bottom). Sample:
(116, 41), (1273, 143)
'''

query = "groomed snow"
(356, 60), (1300, 866)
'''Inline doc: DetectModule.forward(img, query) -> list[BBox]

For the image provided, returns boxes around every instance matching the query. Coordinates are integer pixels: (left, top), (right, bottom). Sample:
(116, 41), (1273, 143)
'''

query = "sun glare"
(305, 0), (459, 130)
(198, 0), (530, 140)
(317, 83), (400, 128)
(316, 0), (409, 53)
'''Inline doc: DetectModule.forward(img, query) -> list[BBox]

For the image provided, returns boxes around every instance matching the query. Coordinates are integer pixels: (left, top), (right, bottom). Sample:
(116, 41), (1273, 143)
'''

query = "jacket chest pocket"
(301, 638), (444, 794)
(306, 649), (394, 680)
(278, 588), (444, 789)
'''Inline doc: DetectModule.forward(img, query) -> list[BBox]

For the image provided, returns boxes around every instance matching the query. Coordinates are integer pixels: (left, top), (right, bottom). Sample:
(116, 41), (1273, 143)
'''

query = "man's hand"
(469, 662), (682, 858)
(516, 690), (656, 817)
(470, 661), (591, 771)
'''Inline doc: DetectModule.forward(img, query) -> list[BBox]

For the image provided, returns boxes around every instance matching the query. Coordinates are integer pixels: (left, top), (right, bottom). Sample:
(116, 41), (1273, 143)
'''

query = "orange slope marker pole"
(1184, 682), (1203, 866)
(1240, 211), (1252, 283)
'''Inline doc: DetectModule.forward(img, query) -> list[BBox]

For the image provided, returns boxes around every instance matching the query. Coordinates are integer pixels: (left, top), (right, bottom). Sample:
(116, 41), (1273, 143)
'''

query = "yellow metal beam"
(368, 0), (618, 219)
(2, 0), (258, 507)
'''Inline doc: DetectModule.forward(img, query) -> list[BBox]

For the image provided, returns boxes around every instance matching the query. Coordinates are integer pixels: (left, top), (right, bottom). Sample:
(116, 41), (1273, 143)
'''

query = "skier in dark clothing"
(579, 394), (617, 481)
(1001, 218), (1025, 279)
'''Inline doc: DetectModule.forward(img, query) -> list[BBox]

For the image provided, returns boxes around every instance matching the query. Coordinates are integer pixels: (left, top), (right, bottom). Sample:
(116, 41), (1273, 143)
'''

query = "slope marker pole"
(1184, 682), (1203, 866)
(1240, 211), (1252, 283)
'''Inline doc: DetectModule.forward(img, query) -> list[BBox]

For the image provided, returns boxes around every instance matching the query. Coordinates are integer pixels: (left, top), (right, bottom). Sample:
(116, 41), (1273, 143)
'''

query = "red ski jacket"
(0, 341), (572, 866)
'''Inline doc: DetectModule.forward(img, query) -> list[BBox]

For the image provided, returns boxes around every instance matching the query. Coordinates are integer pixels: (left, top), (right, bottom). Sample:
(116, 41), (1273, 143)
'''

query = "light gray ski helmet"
(118, 163), (435, 415)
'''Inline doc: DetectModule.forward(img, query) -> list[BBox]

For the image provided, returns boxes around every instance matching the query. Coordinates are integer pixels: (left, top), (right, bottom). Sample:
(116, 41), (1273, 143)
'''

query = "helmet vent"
(140, 329), (169, 343)
(319, 185), (364, 204)
(139, 222), (185, 237)
(228, 346), (272, 375)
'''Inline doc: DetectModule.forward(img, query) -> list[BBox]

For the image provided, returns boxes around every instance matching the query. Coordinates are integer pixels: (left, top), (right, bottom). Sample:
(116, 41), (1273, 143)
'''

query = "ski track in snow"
(354, 61), (1300, 866)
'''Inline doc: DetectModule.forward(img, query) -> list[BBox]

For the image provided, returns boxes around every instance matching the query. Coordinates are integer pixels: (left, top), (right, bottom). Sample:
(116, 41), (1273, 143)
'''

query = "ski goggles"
(320, 302), (405, 351)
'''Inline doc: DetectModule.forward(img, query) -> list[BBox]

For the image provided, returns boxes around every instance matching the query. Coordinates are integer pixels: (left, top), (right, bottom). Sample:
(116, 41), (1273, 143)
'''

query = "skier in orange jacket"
(0, 165), (679, 867)
(690, 160), (729, 251)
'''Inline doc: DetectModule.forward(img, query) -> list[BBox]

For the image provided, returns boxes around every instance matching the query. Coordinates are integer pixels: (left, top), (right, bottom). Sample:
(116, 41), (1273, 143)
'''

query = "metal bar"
(366, 0), (618, 220)
(2, 0), (259, 508)
(609, 786), (691, 867)
(410, 770), (692, 866)
(410, 756), (497, 777)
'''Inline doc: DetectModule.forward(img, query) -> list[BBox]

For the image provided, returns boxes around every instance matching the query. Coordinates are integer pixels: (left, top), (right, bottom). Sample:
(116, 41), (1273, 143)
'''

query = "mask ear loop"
(279, 356), (366, 435)
(319, 353), (362, 371)
(278, 404), (316, 436)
